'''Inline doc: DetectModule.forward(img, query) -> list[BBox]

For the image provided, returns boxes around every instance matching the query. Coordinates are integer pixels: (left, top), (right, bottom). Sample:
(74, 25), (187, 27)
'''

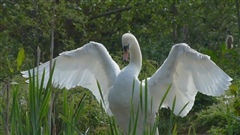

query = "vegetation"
(1, 0), (240, 134)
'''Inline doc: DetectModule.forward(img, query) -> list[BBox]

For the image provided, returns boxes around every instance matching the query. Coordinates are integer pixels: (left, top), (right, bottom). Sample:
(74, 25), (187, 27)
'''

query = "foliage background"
(0, 0), (240, 134)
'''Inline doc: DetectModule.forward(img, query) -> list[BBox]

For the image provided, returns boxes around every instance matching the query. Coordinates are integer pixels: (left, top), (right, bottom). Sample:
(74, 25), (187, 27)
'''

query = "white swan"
(21, 32), (232, 134)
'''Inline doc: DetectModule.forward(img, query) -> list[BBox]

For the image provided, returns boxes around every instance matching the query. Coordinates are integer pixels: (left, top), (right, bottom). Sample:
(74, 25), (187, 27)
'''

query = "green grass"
(0, 69), (239, 135)
(0, 62), (86, 135)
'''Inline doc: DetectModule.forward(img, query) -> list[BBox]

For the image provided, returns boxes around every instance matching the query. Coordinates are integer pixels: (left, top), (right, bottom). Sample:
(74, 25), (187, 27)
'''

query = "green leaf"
(229, 85), (238, 96)
(6, 58), (14, 73)
(172, 124), (177, 135)
(221, 42), (227, 54)
(17, 48), (25, 71)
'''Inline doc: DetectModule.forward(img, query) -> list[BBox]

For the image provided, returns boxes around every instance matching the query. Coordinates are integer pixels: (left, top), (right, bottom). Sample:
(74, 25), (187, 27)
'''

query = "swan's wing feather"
(21, 42), (120, 115)
(148, 43), (232, 117)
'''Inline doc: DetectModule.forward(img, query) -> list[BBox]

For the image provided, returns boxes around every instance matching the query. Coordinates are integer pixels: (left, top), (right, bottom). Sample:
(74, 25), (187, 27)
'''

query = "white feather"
(21, 42), (120, 115)
(148, 43), (232, 117)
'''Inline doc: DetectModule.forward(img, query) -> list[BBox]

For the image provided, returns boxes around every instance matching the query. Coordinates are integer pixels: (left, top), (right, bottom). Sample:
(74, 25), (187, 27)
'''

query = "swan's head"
(122, 32), (137, 62)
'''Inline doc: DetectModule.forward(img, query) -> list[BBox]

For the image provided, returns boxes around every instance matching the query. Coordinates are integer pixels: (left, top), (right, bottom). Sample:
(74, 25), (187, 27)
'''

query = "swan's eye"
(123, 44), (129, 52)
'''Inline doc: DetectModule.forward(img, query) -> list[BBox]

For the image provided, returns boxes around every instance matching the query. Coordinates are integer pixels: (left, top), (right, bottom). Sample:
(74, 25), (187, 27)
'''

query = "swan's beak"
(123, 50), (129, 62)
(123, 45), (129, 62)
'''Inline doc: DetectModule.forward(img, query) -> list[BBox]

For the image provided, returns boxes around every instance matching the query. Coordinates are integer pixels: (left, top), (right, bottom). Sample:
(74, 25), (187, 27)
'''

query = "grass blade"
(168, 95), (176, 134)
(59, 114), (82, 134)
(177, 102), (189, 116)
(158, 84), (172, 111)
(97, 80), (105, 105)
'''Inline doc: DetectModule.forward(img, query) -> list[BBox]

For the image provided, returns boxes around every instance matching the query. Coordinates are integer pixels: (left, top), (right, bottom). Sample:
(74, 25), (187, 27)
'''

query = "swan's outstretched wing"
(21, 42), (121, 115)
(148, 43), (232, 117)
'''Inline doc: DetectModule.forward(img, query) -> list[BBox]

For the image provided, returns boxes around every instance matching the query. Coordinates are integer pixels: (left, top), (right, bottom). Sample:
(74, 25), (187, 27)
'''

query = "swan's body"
(22, 33), (232, 134)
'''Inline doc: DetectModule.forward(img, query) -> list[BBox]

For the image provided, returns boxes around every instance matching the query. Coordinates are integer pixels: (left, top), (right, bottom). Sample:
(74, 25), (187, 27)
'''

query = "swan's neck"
(128, 40), (142, 75)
